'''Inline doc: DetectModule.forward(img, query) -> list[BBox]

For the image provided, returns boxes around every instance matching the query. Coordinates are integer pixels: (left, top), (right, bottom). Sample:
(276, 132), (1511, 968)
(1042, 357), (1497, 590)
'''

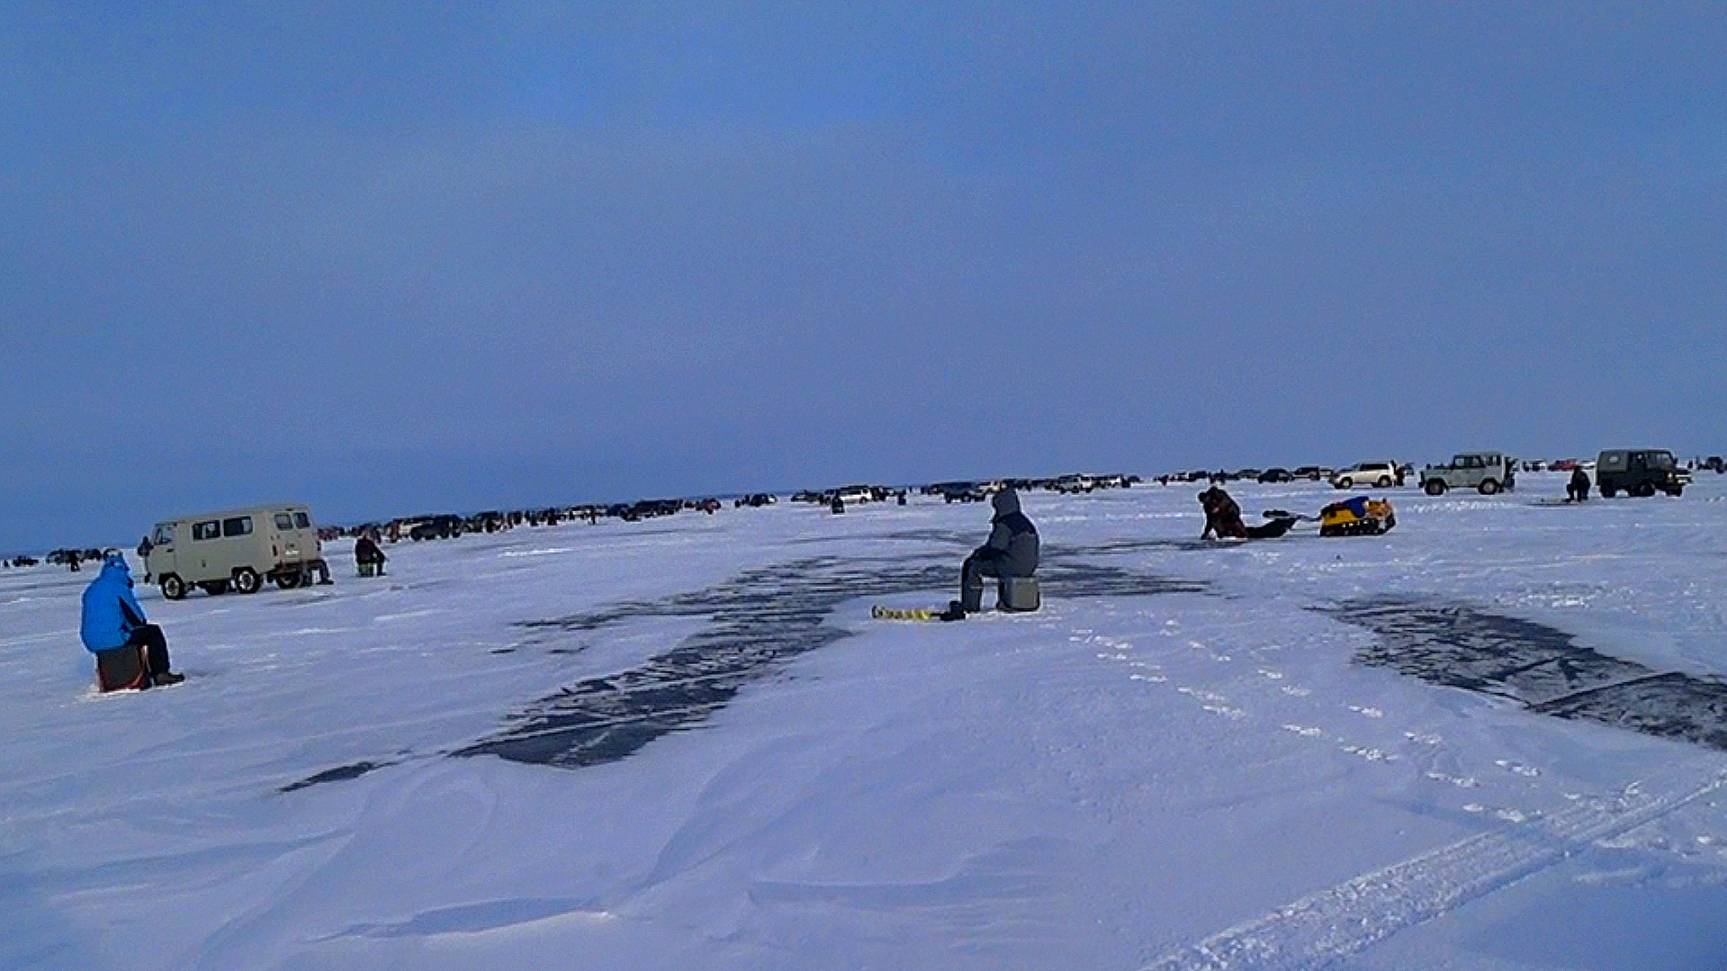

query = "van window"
(222, 516), (253, 538)
(1651, 451), (1675, 470)
(275, 513), (294, 530)
(153, 525), (175, 545)
(294, 512), (311, 529)
(193, 521), (220, 541)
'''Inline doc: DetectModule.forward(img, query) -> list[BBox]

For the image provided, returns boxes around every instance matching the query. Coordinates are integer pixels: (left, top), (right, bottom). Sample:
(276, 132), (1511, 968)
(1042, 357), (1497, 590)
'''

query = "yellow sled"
(1319, 497), (1396, 537)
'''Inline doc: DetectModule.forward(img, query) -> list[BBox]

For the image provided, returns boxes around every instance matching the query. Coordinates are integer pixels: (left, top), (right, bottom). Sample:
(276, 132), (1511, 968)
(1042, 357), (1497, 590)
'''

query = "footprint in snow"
(1279, 685), (1313, 698)
(1340, 744), (1397, 763)
(1404, 731), (1443, 746)
(1495, 759), (1541, 777)
(1461, 803), (1539, 823)
(1347, 705), (1385, 719)
(1130, 673), (1169, 683)
(1282, 724), (1324, 738)
(1424, 771), (1480, 789)
(1257, 669), (1285, 681)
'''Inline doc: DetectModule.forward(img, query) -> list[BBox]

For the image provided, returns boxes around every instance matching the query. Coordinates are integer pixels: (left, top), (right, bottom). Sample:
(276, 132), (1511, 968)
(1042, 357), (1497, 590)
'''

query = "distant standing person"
(80, 553), (183, 689)
(136, 535), (154, 583)
(956, 489), (1039, 616)
(1567, 466), (1592, 502)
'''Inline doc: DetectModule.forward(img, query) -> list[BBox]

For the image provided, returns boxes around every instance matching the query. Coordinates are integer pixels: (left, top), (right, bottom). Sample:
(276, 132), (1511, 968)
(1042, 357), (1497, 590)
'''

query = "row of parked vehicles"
(80, 446), (1716, 603)
(1165, 448), (1695, 499)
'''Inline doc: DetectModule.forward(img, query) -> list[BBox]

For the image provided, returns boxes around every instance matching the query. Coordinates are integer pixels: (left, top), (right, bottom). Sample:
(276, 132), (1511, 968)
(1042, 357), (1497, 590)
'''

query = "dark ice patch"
(456, 557), (1201, 769)
(280, 760), (389, 793)
(284, 555), (1205, 789)
(1328, 598), (1727, 752)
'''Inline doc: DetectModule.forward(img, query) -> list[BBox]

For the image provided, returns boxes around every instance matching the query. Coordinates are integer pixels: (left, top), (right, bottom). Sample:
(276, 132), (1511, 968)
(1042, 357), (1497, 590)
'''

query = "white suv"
(1331, 462), (1399, 489)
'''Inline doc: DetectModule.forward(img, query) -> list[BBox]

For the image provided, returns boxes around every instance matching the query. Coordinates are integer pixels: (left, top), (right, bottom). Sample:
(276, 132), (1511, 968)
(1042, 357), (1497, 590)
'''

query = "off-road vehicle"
(1420, 453), (1516, 496)
(1597, 449), (1689, 497)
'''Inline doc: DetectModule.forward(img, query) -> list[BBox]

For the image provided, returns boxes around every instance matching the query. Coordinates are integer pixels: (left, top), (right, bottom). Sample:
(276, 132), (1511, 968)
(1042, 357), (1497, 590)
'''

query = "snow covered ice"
(5, 475), (1727, 970)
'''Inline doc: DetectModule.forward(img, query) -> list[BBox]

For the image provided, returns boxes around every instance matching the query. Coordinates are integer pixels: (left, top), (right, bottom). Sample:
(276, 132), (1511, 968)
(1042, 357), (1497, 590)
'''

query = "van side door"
(150, 523), (178, 577)
(220, 515), (255, 577)
(190, 519), (222, 580)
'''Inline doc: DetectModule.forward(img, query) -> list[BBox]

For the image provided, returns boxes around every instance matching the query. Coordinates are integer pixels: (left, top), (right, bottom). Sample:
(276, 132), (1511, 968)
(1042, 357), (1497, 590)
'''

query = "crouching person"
(81, 553), (183, 690)
(955, 489), (1039, 617)
(355, 531), (388, 578)
(1200, 486), (1297, 540)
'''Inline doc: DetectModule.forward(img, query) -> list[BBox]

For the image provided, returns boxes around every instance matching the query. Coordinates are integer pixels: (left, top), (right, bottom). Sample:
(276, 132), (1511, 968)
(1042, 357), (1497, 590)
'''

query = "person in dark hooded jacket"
(1199, 487), (1249, 540)
(1566, 466), (1591, 502)
(1200, 486), (1297, 540)
(80, 553), (183, 687)
(958, 489), (1039, 614)
(354, 531), (387, 576)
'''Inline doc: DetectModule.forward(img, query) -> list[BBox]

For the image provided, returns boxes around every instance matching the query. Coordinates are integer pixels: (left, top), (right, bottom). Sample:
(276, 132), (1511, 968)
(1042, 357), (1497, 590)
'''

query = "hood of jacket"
(992, 489), (1021, 517)
(98, 553), (132, 586)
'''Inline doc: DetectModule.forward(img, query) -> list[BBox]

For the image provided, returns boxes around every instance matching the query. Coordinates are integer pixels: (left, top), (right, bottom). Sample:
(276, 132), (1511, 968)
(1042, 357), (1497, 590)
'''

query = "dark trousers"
(961, 554), (1010, 612)
(126, 624), (172, 676)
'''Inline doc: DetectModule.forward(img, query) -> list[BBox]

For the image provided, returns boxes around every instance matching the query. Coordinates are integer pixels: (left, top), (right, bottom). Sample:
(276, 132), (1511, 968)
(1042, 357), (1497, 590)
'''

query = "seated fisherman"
(1566, 466), (1591, 502)
(956, 489), (1040, 616)
(354, 530), (388, 577)
(80, 552), (183, 689)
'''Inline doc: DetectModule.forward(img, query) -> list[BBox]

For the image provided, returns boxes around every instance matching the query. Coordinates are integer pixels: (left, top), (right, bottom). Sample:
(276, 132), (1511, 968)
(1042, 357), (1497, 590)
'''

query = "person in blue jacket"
(81, 553), (183, 687)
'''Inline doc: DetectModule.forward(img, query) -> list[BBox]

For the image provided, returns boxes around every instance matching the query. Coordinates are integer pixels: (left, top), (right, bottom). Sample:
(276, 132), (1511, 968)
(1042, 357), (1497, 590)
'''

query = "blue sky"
(2, 3), (1723, 550)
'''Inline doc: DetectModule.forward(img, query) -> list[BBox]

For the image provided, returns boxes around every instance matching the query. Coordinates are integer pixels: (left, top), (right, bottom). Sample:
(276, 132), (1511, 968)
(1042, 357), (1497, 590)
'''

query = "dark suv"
(1596, 449), (1690, 498)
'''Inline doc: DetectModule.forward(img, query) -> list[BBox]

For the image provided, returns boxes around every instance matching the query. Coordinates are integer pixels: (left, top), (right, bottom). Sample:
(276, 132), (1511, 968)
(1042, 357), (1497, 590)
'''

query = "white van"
(144, 504), (328, 599)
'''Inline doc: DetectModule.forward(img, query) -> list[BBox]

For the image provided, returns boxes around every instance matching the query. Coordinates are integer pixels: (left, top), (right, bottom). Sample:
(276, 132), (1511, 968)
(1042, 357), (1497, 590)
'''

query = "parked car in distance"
(1257, 468), (1295, 483)
(1597, 449), (1690, 497)
(145, 504), (327, 599)
(1331, 462), (1400, 489)
(409, 514), (465, 541)
(1420, 452), (1517, 496)
(1703, 456), (1725, 474)
(1292, 466), (1331, 481)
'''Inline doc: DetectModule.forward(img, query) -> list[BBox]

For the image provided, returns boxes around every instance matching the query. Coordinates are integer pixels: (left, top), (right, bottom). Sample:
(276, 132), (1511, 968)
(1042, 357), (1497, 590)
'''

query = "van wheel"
(274, 570), (303, 589)
(233, 567), (262, 594)
(1601, 486), (1617, 498)
(1669, 487), (1685, 497)
(161, 574), (187, 600)
(1376, 476), (1392, 488)
(1633, 482), (1656, 498)
(1424, 480), (1446, 496)
(1479, 479), (1501, 495)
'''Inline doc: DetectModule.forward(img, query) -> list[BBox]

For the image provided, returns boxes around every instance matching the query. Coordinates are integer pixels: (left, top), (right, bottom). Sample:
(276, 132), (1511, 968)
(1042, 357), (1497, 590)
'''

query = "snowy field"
(5, 473), (1727, 971)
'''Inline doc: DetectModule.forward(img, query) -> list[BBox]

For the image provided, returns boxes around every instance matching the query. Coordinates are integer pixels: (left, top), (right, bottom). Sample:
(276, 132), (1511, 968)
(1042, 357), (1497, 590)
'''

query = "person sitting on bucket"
(1567, 466), (1591, 502)
(955, 489), (1039, 617)
(80, 552), (183, 688)
(354, 530), (388, 577)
